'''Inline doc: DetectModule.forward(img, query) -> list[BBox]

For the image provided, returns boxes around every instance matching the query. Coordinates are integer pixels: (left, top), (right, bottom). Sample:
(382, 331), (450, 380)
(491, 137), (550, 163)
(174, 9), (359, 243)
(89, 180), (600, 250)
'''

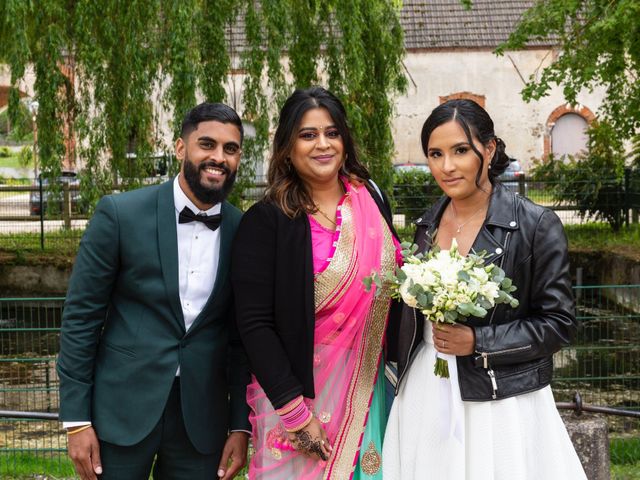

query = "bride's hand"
(288, 417), (332, 461)
(432, 323), (475, 356)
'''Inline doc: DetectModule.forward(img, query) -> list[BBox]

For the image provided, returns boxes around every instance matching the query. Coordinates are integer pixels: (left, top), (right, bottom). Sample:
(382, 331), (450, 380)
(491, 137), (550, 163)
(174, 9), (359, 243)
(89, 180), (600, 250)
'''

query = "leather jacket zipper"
(488, 231), (511, 325)
(396, 307), (420, 394)
(487, 369), (498, 399)
(480, 344), (532, 399)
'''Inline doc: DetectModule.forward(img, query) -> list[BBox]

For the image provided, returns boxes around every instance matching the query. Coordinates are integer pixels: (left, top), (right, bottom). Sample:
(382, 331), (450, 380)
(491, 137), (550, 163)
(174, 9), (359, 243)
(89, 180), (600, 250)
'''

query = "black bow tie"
(178, 206), (222, 231)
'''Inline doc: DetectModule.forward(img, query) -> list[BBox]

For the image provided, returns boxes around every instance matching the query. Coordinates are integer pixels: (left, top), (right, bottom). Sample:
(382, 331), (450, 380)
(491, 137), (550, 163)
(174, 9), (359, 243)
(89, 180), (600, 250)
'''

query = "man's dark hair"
(180, 103), (244, 144)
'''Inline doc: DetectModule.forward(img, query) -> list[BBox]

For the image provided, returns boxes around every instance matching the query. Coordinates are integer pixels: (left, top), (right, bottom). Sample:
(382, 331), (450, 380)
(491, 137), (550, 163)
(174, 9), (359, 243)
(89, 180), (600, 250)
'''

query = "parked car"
(498, 158), (527, 195)
(393, 162), (431, 173)
(29, 170), (84, 216)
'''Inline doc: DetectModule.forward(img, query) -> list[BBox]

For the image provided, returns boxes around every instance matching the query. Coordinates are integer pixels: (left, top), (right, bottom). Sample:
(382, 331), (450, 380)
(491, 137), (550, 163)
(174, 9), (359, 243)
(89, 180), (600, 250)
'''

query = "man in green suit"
(57, 103), (250, 480)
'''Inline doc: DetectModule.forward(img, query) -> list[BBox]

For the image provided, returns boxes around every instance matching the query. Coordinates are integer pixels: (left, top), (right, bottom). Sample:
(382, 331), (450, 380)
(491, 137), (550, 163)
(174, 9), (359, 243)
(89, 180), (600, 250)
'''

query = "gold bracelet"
(67, 425), (92, 435)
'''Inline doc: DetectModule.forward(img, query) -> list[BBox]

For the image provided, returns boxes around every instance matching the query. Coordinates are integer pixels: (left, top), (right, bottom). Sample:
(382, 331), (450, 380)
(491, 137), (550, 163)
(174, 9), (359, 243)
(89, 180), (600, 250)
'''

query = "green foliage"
(529, 121), (632, 231)
(0, 453), (76, 478)
(564, 222), (640, 251)
(0, 101), (33, 142)
(611, 437), (640, 466)
(497, 0), (640, 142)
(392, 168), (442, 221)
(0, 1), (406, 211)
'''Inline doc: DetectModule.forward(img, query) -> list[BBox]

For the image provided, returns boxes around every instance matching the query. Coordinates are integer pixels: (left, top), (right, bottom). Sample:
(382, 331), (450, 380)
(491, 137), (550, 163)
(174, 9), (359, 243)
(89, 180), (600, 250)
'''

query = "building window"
(439, 92), (486, 109)
(551, 113), (588, 157)
(544, 104), (596, 159)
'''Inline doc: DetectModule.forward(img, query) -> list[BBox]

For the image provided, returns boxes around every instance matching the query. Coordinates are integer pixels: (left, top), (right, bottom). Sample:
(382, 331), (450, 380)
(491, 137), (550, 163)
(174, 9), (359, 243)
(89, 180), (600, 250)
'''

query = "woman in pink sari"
(231, 87), (400, 479)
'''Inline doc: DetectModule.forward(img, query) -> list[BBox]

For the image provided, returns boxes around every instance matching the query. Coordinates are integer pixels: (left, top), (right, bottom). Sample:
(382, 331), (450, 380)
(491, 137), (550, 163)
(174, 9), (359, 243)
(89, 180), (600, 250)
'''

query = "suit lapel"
(187, 201), (233, 334)
(157, 180), (186, 332)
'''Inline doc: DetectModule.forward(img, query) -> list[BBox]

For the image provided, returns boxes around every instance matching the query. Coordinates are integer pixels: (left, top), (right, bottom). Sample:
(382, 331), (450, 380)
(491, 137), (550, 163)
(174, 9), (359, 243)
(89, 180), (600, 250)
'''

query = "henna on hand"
(293, 430), (328, 461)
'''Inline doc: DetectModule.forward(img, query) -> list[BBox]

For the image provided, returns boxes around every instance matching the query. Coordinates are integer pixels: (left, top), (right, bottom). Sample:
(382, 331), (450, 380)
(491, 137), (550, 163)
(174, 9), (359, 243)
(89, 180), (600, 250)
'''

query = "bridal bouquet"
(364, 239), (519, 377)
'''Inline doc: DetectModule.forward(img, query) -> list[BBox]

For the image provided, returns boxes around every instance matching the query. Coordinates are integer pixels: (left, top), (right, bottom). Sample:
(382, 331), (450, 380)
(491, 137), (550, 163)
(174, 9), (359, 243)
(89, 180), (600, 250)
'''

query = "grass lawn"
(0, 446), (636, 478)
(0, 231), (81, 267)
(0, 452), (75, 479)
(565, 223), (640, 261)
(0, 452), (249, 479)
(0, 150), (33, 171)
(612, 464), (640, 480)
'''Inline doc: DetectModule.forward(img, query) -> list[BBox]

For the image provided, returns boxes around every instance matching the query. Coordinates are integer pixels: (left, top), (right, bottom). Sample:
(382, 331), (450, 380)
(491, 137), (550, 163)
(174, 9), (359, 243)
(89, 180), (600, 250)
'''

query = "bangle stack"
(276, 395), (313, 433)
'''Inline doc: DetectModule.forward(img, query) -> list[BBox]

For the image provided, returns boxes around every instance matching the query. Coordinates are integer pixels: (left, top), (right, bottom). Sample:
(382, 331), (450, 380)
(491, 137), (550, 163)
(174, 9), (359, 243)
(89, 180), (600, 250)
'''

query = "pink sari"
(247, 181), (397, 479)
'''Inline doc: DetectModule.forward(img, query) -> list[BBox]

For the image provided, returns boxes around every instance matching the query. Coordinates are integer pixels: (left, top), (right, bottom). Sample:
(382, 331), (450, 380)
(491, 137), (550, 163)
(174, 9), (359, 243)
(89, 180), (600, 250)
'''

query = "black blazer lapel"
(157, 180), (185, 332)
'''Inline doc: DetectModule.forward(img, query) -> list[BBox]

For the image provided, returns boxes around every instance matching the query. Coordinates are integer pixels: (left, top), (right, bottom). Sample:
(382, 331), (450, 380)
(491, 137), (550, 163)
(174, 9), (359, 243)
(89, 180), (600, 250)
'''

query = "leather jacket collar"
(414, 184), (520, 266)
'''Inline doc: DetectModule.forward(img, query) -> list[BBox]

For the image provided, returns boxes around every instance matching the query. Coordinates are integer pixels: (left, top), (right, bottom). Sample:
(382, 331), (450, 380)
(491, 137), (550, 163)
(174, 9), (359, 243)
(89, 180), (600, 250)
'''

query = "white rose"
(399, 280), (419, 308)
(480, 281), (500, 304)
(471, 267), (489, 283)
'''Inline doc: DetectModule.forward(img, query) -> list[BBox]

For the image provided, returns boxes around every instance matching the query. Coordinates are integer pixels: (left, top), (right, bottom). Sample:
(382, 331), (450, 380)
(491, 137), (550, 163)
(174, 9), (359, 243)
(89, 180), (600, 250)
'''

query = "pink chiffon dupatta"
(246, 181), (397, 479)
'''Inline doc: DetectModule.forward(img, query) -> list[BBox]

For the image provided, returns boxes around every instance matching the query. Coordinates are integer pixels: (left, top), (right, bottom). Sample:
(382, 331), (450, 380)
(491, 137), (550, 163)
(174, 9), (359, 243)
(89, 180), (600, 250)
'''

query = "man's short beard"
(183, 156), (237, 206)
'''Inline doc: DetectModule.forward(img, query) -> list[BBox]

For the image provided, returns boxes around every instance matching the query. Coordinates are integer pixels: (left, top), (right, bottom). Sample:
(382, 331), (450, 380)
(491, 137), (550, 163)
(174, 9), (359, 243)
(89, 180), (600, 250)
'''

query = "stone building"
(395, 0), (604, 168)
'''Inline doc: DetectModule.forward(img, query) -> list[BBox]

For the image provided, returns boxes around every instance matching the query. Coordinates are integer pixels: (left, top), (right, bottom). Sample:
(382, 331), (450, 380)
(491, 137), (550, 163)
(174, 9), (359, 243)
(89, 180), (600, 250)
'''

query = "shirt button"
(496, 248), (503, 254)
(509, 221), (517, 227)
(195, 235), (199, 239)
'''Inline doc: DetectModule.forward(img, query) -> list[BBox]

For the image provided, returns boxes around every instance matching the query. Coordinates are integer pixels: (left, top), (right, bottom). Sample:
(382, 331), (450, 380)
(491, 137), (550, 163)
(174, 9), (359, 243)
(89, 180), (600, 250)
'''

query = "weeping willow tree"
(0, 0), (406, 206)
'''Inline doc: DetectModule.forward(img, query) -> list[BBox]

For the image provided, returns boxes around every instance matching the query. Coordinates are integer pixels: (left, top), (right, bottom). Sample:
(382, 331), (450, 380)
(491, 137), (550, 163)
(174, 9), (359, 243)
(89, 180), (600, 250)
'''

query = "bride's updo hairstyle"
(420, 99), (511, 187)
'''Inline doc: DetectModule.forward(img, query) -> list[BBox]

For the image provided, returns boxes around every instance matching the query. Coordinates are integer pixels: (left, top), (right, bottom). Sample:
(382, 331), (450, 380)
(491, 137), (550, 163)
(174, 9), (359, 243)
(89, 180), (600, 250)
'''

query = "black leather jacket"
(393, 185), (577, 401)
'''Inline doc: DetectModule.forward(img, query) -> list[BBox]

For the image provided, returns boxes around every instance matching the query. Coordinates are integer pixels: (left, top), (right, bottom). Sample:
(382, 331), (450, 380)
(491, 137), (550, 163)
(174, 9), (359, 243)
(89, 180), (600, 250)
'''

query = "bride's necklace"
(450, 201), (488, 234)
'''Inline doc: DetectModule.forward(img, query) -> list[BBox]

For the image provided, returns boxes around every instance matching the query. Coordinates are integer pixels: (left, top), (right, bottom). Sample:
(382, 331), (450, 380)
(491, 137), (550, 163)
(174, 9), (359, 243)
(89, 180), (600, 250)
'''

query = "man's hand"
(67, 426), (102, 480)
(217, 431), (249, 479)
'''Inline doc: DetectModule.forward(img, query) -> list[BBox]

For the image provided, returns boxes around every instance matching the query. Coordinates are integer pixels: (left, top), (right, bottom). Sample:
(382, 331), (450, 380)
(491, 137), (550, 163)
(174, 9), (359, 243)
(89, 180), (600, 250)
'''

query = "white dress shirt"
(173, 175), (221, 334)
(64, 176), (221, 428)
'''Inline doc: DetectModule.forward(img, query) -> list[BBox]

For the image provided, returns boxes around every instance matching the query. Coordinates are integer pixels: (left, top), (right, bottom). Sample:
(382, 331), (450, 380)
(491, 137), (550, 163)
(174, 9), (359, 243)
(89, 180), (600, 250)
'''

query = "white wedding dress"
(383, 323), (587, 480)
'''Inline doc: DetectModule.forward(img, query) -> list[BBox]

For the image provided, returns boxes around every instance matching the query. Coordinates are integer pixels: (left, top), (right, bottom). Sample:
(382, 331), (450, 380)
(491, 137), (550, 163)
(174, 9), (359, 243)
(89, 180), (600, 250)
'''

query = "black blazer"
(231, 182), (397, 409)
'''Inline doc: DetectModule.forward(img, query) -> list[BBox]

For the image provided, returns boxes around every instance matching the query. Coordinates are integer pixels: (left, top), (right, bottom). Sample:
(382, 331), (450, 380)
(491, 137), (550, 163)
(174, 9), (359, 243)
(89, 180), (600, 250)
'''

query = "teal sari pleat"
(353, 360), (386, 479)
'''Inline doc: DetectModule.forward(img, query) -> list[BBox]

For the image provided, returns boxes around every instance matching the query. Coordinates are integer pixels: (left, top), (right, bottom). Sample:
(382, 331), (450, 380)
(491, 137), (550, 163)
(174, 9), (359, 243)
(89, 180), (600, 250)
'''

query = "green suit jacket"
(56, 179), (250, 455)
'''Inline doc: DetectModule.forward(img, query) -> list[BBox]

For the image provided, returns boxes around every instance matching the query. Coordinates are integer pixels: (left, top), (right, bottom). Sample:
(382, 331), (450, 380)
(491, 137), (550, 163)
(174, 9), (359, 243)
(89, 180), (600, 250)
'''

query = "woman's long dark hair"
(420, 99), (510, 187)
(265, 86), (370, 217)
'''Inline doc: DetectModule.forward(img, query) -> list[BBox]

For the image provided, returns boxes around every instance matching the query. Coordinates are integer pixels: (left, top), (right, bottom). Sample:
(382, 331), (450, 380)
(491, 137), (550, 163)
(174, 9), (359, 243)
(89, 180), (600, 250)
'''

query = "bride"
(383, 99), (586, 480)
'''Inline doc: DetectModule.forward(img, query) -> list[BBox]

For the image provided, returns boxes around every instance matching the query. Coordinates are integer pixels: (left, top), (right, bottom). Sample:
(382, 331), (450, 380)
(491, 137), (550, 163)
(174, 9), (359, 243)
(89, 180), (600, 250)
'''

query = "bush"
(530, 121), (632, 231)
(0, 101), (34, 142)
(392, 168), (442, 221)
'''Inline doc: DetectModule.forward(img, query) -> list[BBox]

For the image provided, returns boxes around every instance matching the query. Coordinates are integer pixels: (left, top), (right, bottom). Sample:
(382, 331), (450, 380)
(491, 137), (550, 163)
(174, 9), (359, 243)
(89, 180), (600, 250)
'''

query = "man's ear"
(175, 137), (185, 161)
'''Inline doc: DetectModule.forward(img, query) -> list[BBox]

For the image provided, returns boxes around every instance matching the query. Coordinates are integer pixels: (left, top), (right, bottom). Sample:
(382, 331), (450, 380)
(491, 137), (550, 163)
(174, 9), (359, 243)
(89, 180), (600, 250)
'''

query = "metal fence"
(2, 171), (640, 252)
(0, 285), (638, 475)
(391, 169), (640, 227)
(0, 178), (87, 253)
(0, 297), (68, 476)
